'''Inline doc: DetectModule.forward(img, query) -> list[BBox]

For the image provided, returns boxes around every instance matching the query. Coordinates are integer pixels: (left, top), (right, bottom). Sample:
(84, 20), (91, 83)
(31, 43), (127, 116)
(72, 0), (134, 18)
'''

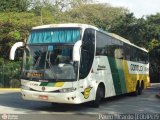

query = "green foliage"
(0, 61), (21, 88)
(63, 3), (127, 30)
(110, 13), (138, 43)
(8, 30), (21, 40)
(9, 79), (21, 88)
(148, 39), (160, 51)
(0, 0), (31, 12)
(110, 13), (160, 49)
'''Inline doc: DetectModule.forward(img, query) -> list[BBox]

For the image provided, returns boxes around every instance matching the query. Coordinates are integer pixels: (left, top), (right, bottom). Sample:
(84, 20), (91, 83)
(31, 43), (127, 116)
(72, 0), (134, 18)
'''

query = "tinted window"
(96, 31), (110, 56)
(127, 45), (148, 64)
(96, 31), (148, 64)
(96, 31), (124, 59)
(79, 29), (95, 79)
(124, 44), (131, 61)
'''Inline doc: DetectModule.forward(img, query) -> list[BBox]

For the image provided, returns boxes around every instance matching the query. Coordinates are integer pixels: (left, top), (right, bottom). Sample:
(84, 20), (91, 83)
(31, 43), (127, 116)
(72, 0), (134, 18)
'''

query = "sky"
(95, 0), (160, 18)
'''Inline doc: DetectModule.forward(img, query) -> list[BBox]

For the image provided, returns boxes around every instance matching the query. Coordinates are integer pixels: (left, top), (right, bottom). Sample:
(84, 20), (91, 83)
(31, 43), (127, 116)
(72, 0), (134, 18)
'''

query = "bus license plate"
(39, 95), (48, 100)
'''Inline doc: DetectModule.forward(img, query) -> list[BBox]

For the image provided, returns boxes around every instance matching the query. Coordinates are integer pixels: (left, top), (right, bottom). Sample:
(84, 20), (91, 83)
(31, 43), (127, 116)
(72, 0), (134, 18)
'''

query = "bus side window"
(114, 48), (125, 59)
(96, 31), (106, 56)
(130, 46), (137, 62)
(124, 44), (131, 61)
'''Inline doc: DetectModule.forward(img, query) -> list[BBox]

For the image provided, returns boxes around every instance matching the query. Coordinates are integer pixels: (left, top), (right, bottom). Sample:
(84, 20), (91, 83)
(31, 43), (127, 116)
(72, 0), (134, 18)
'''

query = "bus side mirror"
(10, 42), (24, 60)
(73, 40), (82, 62)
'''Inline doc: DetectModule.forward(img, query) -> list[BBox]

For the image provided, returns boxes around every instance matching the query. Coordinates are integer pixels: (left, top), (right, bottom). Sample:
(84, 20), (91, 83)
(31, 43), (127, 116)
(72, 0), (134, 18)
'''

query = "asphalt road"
(0, 84), (160, 120)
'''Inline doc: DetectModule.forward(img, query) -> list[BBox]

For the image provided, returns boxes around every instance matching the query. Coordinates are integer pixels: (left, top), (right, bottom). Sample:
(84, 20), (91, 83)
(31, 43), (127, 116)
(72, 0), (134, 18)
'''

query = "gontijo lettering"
(130, 64), (149, 72)
(130, 64), (143, 71)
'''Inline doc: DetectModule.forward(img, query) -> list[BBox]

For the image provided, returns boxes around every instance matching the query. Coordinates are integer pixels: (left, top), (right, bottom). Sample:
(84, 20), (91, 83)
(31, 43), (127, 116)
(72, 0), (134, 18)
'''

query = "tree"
(110, 13), (137, 42)
(62, 3), (127, 30)
(146, 13), (160, 48)
(53, 0), (94, 11)
(147, 13), (160, 83)
(109, 13), (160, 48)
(0, 0), (31, 12)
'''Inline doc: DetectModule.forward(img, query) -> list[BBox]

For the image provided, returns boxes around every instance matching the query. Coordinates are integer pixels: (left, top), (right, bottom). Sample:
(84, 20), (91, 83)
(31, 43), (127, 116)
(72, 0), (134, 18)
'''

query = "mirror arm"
(10, 42), (24, 60)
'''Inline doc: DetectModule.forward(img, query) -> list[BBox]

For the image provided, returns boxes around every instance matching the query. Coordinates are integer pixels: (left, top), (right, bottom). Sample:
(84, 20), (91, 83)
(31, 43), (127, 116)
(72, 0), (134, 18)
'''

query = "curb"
(0, 88), (20, 91)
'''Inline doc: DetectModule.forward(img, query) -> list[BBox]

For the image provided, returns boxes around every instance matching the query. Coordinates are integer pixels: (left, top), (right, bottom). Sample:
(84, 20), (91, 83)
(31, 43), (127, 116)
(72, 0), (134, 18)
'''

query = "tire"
(138, 87), (142, 95)
(133, 82), (140, 96)
(92, 86), (104, 108)
(138, 81), (144, 95)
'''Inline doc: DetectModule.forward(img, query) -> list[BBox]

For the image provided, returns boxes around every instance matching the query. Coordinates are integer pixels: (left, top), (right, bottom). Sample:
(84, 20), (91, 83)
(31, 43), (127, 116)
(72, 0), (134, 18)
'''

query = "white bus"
(10, 23), (150, 107)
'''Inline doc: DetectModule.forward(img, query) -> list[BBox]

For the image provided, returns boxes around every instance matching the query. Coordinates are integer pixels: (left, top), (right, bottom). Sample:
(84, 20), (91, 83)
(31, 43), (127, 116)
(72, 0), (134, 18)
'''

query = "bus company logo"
(30, 83), (38, 86)
(81, 87), (92, 99)
(97, 65), (106, 70)
(2, 114), (8, 120)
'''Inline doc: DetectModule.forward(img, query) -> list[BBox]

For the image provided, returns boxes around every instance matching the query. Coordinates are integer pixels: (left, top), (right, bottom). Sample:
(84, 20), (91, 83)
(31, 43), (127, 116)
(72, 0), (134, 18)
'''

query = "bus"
(10, 23), (150, 107)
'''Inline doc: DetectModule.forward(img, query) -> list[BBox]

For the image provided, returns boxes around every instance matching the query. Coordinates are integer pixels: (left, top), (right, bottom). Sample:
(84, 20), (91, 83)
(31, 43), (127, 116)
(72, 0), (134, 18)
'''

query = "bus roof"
(32, 23), (148, 52)
(32, 23), (98, 30)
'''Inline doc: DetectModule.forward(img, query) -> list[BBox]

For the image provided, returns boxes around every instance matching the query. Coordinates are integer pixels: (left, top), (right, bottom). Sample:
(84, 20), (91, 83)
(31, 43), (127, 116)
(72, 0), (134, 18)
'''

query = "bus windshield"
(21, 27), (81, 81)
(22, 44), (77, 81)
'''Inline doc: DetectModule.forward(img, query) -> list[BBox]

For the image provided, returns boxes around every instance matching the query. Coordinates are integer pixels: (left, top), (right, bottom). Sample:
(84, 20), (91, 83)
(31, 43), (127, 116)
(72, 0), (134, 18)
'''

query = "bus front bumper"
(21, 89), (82, 104)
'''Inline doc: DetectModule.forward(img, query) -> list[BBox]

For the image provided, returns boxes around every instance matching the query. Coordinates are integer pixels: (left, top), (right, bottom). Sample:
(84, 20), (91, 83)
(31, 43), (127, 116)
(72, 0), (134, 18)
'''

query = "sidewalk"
(150, 83), (160, 88)
(0, 88), (20, 93)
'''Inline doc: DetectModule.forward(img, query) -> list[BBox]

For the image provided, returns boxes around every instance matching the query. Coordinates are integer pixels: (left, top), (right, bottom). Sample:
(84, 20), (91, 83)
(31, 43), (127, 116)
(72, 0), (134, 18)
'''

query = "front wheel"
(92, 86), (104, 108)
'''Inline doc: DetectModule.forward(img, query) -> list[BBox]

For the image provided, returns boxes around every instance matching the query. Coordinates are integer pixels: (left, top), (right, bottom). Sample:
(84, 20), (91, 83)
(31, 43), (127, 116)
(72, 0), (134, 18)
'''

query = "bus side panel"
(122, 60), (150, 93)
(101, 56), (116, 97)
(122, 60), (136, 93)
(116, 59), (127, 94)
(108, 57), (130, 95)
(91, 56), (116, 98)
(107, 58), (149, 94)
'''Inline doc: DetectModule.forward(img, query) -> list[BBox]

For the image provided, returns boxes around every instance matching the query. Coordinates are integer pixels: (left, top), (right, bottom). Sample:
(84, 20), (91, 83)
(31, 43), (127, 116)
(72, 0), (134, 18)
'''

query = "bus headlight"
(58, 88), (76, 93)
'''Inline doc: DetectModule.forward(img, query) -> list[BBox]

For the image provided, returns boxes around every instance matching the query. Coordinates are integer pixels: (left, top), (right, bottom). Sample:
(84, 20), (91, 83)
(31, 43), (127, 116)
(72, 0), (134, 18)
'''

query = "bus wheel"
(133, 82), (140, 96)
(138, 81), (144, 95)
(92, 86), (104, 108)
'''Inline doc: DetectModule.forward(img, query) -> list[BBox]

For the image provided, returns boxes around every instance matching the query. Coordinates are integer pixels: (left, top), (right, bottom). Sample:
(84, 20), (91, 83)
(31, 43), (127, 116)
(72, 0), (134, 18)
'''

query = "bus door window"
(79, 28), (95, 79)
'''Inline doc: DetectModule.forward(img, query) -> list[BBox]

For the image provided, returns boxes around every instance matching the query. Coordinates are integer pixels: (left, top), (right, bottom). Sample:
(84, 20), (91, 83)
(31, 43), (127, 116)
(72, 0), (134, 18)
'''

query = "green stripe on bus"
(47, 83), (56, 86)
(39, 82), (57, 87)
(116, 59), (127, 94)
(108, 57), (122, 95)
(40, 82), (48, 86)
